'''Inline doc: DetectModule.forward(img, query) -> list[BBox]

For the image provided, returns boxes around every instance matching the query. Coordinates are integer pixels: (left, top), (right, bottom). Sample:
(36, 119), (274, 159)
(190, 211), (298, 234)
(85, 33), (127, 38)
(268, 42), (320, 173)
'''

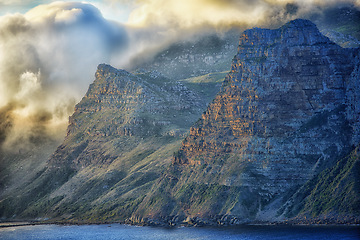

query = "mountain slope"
(280, 145), (360, 224)
(132, 19), (360, 224)
(0, 64), (223, 222)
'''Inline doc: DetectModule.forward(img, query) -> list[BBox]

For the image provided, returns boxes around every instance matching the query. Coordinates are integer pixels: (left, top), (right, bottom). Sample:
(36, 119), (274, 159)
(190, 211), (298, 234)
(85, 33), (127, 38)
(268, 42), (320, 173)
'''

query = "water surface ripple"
(0, 224), (359, 240)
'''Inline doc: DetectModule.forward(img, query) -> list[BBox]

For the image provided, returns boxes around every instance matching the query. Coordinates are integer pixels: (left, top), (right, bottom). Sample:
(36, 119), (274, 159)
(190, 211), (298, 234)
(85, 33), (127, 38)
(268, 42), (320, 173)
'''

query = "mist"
(127, 0), (359, 28)
(0, 0), (359, 152)
(0, 2), (127, 151)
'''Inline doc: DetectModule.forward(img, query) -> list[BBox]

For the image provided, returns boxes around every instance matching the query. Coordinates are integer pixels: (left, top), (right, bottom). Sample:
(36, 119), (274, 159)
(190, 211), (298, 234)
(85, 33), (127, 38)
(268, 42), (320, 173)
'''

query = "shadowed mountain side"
(279, 145), (360, 224)
(131, 19), (360, 225)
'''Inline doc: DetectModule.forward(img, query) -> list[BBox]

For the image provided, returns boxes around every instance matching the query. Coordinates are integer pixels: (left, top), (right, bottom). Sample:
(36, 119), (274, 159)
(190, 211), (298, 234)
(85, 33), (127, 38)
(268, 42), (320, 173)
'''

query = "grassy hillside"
(280, 146), (360, 223)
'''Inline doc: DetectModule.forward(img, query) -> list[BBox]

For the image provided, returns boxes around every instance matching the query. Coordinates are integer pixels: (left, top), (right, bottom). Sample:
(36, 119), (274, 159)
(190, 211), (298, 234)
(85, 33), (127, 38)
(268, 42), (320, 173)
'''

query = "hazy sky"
(0, 0), (359, 151)
(0, 0), (133, 22)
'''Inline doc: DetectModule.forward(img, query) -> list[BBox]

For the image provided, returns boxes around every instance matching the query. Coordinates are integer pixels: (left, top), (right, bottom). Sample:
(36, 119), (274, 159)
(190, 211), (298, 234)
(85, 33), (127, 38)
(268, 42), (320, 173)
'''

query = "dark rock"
(165, 19), (359, 222)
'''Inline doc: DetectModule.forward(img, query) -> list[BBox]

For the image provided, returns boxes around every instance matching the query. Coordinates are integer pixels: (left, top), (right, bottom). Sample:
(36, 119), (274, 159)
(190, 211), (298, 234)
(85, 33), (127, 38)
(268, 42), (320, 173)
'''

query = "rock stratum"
(133, 19), (360, 225)
(0, 19), (359, 225)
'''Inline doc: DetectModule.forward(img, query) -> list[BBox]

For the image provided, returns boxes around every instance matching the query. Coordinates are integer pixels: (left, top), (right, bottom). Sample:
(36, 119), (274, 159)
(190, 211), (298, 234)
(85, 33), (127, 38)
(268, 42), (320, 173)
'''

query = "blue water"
(0, 224), (359, 240)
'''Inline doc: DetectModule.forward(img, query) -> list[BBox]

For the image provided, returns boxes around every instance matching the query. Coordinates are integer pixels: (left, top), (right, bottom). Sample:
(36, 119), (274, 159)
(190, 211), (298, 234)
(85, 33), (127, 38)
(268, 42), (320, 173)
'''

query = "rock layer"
(0, 64), (220, 220)
(49, 64), (206, 169)
(162, 19), (359, 220)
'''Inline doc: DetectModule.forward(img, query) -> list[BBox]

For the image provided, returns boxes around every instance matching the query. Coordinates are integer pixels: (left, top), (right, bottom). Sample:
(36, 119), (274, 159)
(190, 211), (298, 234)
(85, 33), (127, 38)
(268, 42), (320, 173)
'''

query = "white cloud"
(127, 0), (359, 29)
(16, 71), (41, 100)
(0, 1), (128, 150)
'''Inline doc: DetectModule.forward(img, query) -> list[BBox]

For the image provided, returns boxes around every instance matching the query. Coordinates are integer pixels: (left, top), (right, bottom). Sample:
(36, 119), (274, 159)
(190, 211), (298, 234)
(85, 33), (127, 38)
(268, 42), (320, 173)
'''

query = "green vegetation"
(283, 146), (360, 218)
(180, 71), (226, 104)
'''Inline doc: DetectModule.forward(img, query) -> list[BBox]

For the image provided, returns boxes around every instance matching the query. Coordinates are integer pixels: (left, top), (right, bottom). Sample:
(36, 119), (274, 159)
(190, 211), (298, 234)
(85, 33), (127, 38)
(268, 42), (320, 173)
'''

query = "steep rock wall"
(49, 64), (205, 169)
(162, 19), (359, 220)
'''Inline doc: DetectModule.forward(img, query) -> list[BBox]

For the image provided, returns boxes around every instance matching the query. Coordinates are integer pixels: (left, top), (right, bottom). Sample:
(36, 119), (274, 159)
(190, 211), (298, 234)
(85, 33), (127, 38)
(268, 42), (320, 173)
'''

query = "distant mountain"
(316, 5), (360, 45)
(128, 31), (238, 80)
(0, 19), (359, 225)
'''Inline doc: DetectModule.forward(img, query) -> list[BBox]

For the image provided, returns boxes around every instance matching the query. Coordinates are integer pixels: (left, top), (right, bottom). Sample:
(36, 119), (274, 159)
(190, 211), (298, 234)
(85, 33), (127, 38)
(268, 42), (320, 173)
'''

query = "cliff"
(133, 19), (360, 224)
(175, 19), (357, 185)
(0, 64), (220, 220)
(48, 64), (205, 169)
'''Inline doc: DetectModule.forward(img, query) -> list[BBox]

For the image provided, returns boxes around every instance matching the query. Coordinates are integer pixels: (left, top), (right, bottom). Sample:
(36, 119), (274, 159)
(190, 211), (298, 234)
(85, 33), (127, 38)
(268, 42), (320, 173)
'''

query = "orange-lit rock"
(173, 19), (359, 201)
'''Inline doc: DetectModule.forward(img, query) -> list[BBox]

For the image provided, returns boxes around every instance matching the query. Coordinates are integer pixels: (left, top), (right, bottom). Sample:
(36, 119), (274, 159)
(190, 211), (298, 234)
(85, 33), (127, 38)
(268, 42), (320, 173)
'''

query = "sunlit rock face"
(174, 19), (359, 201)
(48, 64), (205, 170)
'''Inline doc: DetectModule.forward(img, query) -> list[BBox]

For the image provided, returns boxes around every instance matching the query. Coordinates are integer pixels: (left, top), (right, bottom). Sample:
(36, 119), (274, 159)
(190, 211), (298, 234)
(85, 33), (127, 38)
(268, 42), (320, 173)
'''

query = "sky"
(0, 0), (359, 151)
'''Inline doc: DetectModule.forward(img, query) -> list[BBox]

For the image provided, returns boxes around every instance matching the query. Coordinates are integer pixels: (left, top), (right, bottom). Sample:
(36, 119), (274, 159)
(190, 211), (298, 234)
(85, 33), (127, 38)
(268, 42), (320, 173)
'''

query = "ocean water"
(0, 224), (359, 240)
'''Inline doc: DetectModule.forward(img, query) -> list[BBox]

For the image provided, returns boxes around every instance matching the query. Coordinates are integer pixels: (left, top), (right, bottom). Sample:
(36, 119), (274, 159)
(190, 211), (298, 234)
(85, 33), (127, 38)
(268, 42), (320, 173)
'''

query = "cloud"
(128, 0), (266, 28)
(127, 0), (360, 29)
(0, 2), (128, 151)
(118, 0), (360, 67)
(0, 0), (30, 5)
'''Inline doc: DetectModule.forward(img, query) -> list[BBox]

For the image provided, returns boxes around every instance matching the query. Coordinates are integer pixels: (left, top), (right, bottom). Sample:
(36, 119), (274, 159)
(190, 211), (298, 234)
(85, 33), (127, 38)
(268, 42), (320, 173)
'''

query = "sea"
(0, 224), (359, 240)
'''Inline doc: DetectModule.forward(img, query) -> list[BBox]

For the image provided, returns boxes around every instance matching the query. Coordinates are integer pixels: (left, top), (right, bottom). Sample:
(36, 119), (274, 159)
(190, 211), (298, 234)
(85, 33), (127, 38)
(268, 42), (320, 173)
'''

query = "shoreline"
(1, 219), (359, 229)
(0, 222), (39, 228)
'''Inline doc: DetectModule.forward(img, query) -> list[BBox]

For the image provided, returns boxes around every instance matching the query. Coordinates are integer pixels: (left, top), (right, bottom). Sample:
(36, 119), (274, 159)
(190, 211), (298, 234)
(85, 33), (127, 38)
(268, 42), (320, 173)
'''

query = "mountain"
(0, 64), (223, 222)
(1, 8), (359, 221)
(128, 31), (238, 80)
(131, 19), (360, 225)
(0, 19), (359, 225)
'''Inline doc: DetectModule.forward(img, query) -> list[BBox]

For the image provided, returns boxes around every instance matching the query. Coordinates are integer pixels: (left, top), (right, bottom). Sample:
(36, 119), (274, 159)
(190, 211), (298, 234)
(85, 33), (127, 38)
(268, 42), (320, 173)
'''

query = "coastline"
(0, 222), (38, 228)
(1, 217), (359, 229)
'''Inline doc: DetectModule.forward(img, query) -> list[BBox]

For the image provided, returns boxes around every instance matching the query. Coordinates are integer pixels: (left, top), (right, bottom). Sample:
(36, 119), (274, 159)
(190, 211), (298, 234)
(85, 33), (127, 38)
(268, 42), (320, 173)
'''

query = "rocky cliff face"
(346, 54), (360, 145)
(135, 19), (359, 223)
(175, 19), (357, 189)
(0, 63), (222, 220)
(48, 64), (206, 170)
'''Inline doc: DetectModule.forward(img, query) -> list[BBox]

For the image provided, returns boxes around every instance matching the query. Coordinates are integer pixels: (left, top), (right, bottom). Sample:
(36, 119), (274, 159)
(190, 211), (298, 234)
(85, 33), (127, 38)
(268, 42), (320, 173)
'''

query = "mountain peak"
(241, 19), (331, 47)
(96, 63), (131, 79)
(283, 18), (317, 29)
(97, 63), (117, 73)
(280, 18), (331, 45)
